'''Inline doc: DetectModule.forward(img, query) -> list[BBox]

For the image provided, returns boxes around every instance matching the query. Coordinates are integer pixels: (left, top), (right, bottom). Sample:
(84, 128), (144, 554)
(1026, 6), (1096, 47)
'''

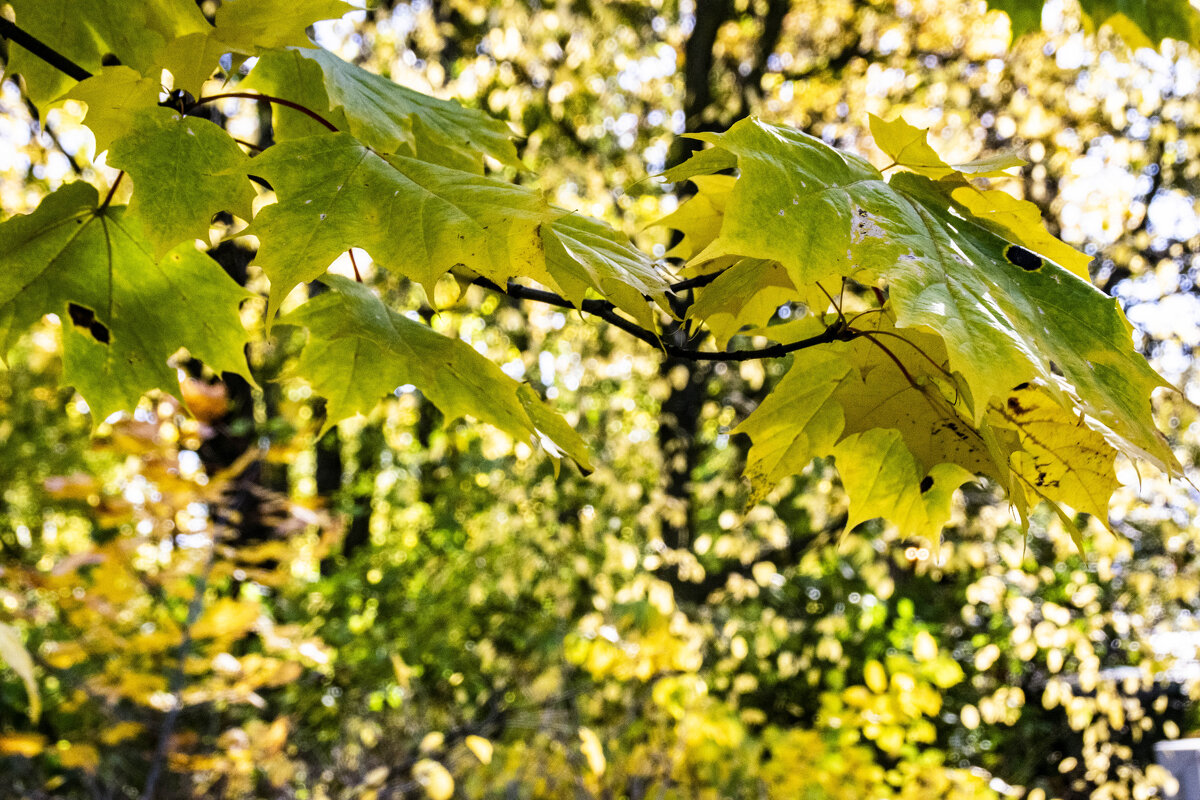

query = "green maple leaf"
(4, 0), (208, 105)
(242, 48), (520, 170)
(240, 133), (667, 325)
(687, 258), (796, 348)
(0, 182), (253, 423)
(282, 276), (592, 472)
(62, 67), (162, 155)
(240, 132), (555, 315)
(107, 109), (256, 258)
(865, 172), (1175, 472)
(669, 119), (886, 291)
(669, 118), (1175, 475)
(160, 0), (355, 95)
(543, 212), (670, 331)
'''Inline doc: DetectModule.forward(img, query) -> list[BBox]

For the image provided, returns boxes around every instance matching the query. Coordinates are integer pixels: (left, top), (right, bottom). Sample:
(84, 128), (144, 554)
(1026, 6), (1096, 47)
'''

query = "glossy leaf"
(542, 212), (669, 331)
(241, 132), (553, 314)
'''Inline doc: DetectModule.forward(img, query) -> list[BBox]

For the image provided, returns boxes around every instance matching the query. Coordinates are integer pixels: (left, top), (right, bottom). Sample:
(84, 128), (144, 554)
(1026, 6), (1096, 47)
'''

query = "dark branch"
(472, 277), (854, 361)
(668, 270), (723, 293)
(0, 17), (93, 82)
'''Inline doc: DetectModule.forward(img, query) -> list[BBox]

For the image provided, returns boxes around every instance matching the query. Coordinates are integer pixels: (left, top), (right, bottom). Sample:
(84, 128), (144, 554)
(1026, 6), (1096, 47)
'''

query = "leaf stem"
(189, 92), (340, 133)
(348, 249), (363, 282)
(0, 18), (92, 82)
(99, 171), (125, 211)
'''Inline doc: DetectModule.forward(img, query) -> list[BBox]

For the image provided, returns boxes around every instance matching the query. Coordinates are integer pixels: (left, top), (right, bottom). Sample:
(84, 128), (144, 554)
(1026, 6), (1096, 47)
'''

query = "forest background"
(1, 0), (1200, 799)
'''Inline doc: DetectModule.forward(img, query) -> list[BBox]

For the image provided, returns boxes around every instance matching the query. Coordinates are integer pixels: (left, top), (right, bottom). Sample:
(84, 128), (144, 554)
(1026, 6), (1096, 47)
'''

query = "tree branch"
(471, 277), (855, 361)
(0, 18), (93, 82)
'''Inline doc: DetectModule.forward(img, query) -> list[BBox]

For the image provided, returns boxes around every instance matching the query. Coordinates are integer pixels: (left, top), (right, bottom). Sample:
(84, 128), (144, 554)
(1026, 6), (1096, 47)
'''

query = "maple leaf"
(833, 430), (977, 541)
(0, 182), (253, 423)
(240, 133), (667, 325)
(240, 132), (555, 315)
(652, 175), (736, 260)
(542, 212), (670, 331)
(868, 114), (1025, 180)
(686, 258), (796, 348)
(62, 67), (162, 155)
(281, 276), (593, 472)
(873, 172), (1175, 471)
(107, 108), (256, 258)
(989, 382), (1119, 526)
(667, 117), (1177, 474)
(160, 0), (355, 95)
(4, 0), (209, 105)
(242, 48), (521, 170)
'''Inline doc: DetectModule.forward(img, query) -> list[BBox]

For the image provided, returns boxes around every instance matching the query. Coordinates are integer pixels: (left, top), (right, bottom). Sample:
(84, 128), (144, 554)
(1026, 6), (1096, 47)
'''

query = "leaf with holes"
(0, 182), (252, 422)
(674, 118), (1176, 475)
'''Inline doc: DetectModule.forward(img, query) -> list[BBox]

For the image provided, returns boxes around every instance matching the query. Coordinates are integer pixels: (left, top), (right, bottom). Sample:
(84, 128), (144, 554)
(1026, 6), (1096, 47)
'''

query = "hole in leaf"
(919, 476), (934, 493)
(67, 303), (110, 344)
(1005, 245), (1042, 271)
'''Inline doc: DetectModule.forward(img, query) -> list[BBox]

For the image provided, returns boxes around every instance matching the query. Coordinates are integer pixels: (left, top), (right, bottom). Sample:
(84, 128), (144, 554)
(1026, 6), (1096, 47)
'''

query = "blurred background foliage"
(1, 0), (1200, 798)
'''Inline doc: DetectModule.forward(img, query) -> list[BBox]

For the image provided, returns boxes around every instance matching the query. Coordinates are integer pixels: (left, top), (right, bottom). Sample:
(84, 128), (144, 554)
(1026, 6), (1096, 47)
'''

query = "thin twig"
(348, 249), (363, 282)
(189, 92), (340, 133)
(0, 18), (92, 82)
